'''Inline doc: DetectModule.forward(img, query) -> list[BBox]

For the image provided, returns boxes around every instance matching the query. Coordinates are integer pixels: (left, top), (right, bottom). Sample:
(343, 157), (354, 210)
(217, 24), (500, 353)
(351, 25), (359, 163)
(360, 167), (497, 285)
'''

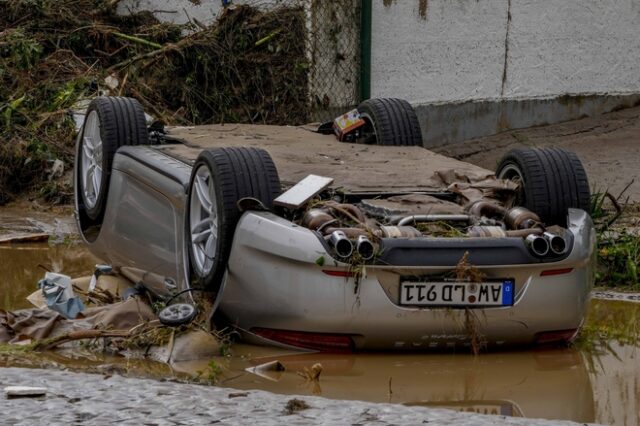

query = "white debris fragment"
(5, 386), (47, 397)
(48, 159), (65, 180)
(104, 74), (119, 91)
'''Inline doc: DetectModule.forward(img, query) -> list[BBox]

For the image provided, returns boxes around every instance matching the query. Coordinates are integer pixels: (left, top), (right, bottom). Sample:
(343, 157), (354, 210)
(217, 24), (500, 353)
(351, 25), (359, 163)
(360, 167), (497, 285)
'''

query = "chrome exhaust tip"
(328, 230), (353, 258)
(543, 232), (567, 255)
(356, 235), (375, 260)
(525, 234), (550, 257)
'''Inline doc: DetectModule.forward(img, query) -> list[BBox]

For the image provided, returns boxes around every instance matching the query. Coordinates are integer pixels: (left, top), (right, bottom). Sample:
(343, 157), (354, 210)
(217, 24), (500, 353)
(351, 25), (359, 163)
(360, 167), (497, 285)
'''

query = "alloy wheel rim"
(498, 163), (526, 205)
(189, 165), (219, 276)
(81, 111), (103, 209)
(358, 112), (377, 144)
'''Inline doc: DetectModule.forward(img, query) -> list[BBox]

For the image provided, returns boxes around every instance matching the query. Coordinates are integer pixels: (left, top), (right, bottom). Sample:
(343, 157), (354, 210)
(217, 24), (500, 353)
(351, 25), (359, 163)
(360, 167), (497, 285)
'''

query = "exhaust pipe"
(328, 230), (353, 258)
(525, 234), (549, 257)
(543, 232), (567, 255)
(505, 207), (542, 230)
(356, 235), (375, 260)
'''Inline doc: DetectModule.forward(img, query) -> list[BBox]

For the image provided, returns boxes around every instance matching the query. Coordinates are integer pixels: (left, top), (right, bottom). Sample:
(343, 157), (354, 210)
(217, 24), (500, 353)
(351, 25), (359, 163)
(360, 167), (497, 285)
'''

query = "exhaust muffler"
(543, 232), (567, 255)
(525, 234), (549, 257)
(505, 207), (542, 230)
(356, 235), (375, 260)
(328, 230), (353, 258)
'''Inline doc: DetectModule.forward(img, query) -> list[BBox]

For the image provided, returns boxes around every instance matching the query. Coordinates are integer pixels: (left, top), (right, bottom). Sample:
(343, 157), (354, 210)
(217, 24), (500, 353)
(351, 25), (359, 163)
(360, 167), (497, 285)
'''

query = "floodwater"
(1, 243), (640, 425)
(0, 244), (98, 310)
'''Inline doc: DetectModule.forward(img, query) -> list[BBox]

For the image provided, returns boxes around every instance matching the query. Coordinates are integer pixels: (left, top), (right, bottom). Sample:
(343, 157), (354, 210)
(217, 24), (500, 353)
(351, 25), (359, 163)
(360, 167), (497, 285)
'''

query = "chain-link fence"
(306, 0), (363, 122)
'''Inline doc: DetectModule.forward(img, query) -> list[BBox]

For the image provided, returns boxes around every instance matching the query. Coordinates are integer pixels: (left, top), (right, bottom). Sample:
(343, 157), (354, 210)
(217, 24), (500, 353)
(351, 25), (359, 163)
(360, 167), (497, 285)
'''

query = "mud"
(435, 105), (640, 202)
(0, 203), (77, 241)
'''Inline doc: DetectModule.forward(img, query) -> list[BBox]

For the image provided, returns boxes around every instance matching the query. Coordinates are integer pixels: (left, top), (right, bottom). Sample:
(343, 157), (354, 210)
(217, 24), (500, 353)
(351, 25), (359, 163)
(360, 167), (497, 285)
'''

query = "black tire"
(186, 147), (281, 292)
(356, 98), (423, 146)
(496, 147), (591, 226)
(77, 96), (148, 221)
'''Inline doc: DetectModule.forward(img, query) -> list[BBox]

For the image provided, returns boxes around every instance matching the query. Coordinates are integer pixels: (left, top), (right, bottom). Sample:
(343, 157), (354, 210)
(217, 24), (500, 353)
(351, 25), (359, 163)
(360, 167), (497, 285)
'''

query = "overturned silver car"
(75, 96), (595, 352)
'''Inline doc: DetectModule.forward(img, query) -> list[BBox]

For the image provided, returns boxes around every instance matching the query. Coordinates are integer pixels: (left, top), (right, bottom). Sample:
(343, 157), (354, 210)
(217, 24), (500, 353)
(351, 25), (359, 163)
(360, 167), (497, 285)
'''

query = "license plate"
(399, 280), (514, 307)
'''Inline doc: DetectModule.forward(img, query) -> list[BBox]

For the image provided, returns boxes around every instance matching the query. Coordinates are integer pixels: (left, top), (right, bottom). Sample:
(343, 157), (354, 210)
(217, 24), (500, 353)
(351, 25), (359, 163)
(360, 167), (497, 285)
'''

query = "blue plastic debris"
(39, 272), (85, 319)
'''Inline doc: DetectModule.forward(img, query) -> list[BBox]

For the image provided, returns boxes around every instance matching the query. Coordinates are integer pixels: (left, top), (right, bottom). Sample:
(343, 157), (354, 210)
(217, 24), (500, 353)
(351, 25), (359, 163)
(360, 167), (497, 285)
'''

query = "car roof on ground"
(159, 124), (494, 192)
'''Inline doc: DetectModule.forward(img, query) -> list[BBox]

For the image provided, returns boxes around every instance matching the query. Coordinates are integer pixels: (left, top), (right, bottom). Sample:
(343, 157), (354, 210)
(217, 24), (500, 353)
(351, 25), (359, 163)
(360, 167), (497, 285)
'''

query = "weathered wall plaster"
(371, 0), (508, 104)
(372, 0), (640, 103)
(371, 0), (640, 145)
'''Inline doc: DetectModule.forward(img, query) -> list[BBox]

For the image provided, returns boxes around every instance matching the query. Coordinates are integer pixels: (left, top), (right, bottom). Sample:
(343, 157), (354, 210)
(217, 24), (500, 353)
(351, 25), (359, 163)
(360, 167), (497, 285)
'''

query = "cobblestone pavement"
(0, 367), (599, 426)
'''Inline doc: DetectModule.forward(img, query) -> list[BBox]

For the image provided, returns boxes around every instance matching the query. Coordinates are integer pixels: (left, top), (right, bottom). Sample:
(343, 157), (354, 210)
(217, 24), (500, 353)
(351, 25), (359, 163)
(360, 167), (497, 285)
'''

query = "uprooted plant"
(0, 0), (309, 204)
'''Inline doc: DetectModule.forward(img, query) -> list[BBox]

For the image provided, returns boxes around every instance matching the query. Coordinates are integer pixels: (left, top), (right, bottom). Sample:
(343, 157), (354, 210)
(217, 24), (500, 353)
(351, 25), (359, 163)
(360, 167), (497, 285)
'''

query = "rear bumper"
(219, 209), (595, 351)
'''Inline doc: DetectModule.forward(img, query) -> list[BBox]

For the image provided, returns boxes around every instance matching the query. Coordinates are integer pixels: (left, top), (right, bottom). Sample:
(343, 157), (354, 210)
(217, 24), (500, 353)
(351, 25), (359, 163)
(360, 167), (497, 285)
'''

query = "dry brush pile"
(0, 0), (309, 204)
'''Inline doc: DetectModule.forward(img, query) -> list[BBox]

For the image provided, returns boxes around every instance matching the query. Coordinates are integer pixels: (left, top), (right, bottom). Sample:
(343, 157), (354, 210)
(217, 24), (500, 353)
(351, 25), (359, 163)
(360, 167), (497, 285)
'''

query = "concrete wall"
(371, 0), (640, 146)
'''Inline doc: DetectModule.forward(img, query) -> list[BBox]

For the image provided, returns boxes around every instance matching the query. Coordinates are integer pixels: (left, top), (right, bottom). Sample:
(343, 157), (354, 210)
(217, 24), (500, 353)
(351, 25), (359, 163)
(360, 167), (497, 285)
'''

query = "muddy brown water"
(1, 243), (639, 425)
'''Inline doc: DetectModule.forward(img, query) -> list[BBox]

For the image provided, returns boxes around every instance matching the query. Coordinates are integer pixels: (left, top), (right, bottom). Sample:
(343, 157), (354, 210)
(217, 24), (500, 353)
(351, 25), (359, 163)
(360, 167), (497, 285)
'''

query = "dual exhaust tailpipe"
(328, 231), (375, 261)
(525, 232), (567, 257)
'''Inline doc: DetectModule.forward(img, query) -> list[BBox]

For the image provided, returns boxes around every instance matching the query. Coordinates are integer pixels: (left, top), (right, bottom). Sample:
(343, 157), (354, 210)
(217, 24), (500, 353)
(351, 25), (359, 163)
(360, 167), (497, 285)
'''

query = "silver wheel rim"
(80, 111), (103, 209)
(498, 164), (524, 186)
(498, 163), (525, 204)
(189, 165), (219, 276)
(359, 112), (377, 143)
(162, 304), (194, 321)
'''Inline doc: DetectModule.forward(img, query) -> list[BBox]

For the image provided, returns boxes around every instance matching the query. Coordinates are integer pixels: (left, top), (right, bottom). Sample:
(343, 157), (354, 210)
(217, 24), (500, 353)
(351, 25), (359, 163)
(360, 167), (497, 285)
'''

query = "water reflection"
(578, 299), (640, 426)
(1, 243), (640, 424)
(214, 346), (595, 422)
(0, 244), (98, 310)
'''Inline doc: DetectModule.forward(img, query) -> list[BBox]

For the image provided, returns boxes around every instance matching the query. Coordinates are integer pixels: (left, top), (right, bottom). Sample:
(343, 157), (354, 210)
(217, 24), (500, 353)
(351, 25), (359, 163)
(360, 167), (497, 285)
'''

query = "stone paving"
(0, 367), (598, 426)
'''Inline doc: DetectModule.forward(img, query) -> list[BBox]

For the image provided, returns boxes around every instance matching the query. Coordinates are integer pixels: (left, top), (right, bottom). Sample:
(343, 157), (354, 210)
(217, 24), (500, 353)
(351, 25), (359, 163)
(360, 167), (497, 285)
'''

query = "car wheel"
(186, 147), (281, 292)
(496, 147), (591, 226)
(78, 96), (148, 221)
(158, 303), (197, 326)
(357, 98), (423, 146)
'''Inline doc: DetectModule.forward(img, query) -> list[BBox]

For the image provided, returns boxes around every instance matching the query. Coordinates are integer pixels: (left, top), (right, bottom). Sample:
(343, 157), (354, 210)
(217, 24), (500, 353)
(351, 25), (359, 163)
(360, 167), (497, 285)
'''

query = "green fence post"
(360, 0), (372, 102)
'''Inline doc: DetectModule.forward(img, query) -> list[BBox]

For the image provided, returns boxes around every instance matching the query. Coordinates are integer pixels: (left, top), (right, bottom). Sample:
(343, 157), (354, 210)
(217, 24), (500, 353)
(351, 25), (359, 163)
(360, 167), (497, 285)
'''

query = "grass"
(597, 230), (640, 288)
(590, 188), (640, 289)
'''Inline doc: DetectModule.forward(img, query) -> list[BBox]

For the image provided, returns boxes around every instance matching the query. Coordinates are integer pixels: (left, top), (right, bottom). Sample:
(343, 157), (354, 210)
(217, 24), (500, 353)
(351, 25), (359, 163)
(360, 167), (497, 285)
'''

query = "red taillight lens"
(534, 329), (578, 345)
(540, 267), (574, 277)
(251, 328), (355, 352)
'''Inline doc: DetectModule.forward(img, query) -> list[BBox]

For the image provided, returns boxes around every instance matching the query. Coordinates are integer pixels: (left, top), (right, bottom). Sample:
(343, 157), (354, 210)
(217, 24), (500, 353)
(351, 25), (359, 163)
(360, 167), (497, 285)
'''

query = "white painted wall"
(371, 0), (640, 104)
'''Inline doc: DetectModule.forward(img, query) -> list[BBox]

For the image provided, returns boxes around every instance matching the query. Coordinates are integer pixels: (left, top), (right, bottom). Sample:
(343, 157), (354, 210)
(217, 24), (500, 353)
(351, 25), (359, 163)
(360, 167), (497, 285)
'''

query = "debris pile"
(0, 0), (308, 204)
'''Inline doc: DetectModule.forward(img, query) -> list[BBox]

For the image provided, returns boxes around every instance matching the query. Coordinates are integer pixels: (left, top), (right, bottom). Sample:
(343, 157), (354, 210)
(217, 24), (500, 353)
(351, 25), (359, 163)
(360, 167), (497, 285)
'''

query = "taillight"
(540, 267), (574, 277)
(251, 328), (355, 352)
(534, 329), (578, 345)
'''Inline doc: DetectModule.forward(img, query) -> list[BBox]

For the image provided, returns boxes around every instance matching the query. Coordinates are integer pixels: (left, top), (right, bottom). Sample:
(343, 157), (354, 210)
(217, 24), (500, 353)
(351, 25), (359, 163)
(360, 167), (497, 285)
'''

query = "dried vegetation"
(0, 0), (308, 204)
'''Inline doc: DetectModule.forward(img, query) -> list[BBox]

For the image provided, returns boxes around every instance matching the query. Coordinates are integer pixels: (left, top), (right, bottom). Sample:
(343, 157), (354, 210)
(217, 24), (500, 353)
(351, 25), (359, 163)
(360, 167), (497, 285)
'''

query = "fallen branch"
(617, 179), (634, 201)
(107, 31), (202, 72)
(112, 31), (162, 49)
(603, 191), (624, 230)
(33, 330), (130, 351)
